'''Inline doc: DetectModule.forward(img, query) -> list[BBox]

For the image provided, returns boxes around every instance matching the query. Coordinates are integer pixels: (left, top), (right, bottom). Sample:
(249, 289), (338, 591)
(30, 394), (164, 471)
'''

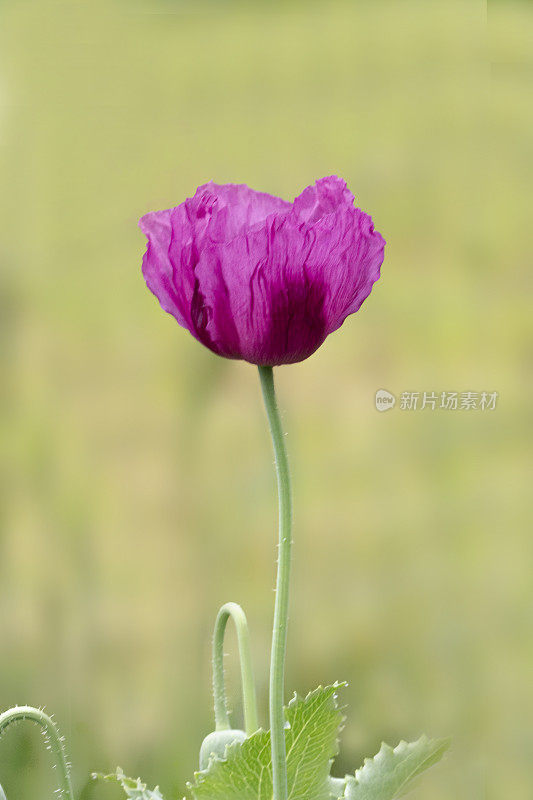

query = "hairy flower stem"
(212, 602), (259, 735)
(0, 706), (74, 800)
(258, 365), (293, 800)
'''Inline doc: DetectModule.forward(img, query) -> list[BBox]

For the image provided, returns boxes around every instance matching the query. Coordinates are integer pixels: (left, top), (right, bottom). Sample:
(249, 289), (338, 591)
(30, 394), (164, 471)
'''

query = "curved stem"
(258, 366), (292, 800)
(0, 706), (74, 800)
(212, 602), (259, 736)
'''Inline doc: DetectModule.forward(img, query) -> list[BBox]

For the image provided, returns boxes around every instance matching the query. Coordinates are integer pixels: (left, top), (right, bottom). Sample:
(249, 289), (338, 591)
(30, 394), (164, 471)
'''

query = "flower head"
(139, 176), (385, 366)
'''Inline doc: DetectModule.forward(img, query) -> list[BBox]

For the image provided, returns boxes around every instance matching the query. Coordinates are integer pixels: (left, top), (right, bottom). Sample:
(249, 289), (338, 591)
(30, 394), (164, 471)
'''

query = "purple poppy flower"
(139, 176), (385, 366)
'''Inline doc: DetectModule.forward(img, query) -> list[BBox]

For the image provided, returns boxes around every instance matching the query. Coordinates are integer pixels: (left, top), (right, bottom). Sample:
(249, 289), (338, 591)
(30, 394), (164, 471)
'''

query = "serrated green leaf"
(344, 735), (451, 800)
(189, 683), (345, 800)
(92, 767), (165, 800)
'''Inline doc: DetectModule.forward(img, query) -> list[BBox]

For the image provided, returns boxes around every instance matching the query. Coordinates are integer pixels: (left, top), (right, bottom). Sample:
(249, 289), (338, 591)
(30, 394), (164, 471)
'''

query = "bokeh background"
(1, 0), (531, 798)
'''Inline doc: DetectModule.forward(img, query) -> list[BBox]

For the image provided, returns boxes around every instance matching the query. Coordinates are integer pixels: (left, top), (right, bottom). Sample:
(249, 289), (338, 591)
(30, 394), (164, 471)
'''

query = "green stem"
(212, 602), (259, 736)
(0, 706), (74, 800)
(258, 365), (292, 800)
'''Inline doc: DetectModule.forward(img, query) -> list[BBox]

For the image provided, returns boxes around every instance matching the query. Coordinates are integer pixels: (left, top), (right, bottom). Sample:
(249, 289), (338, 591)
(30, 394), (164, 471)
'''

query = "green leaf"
(344, 735), (451, 800)
(189, 683), (345, 800)
(92, 767), (165, 800)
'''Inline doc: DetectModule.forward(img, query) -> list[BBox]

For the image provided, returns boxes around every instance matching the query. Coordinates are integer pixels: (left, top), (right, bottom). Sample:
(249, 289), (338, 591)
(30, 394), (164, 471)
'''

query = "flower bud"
(199, 729), (247, 771)
(329, 776), (346, 798)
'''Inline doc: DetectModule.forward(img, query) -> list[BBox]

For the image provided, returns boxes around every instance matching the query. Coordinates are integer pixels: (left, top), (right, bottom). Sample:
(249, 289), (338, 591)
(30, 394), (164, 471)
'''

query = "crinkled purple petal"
(293, 175), (355, 224)
(139, 176), (385, 365)
(192, 214), (326, 364)
(185, 182), (291, 243)
(190, 202), (384, 365)
(139, 208), (193, 331)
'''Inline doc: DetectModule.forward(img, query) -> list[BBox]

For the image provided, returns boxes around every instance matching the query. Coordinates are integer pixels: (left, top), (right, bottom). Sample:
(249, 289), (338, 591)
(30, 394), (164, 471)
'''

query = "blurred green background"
(0, 0), (531, 798)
